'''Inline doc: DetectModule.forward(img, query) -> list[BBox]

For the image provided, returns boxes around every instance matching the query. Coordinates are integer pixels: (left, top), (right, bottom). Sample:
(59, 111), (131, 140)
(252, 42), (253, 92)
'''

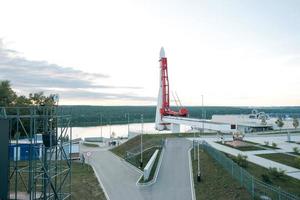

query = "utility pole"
(197, 140), (201, 182)
(194, 137), (196, 160)
(140, 114), (144, 168)
(100, 114), (103, 142)
(125, 113), (130, 137)
(109, 119), (111, 138)
(202, 94), (204, 134)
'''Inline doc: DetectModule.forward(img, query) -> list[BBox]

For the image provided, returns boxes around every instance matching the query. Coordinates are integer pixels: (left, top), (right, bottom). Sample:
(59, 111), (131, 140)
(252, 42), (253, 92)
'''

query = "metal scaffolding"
(0, 106), (72, 200)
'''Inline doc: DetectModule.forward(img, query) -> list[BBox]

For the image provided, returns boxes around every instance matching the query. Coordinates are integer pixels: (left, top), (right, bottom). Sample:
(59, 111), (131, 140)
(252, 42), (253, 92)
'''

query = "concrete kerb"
(188, 147), (196, 200)
(136, 147), (165, 187)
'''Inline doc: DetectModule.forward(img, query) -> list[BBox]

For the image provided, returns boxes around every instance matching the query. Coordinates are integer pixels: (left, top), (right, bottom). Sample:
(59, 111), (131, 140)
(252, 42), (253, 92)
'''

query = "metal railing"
(199, 140), (300, 200)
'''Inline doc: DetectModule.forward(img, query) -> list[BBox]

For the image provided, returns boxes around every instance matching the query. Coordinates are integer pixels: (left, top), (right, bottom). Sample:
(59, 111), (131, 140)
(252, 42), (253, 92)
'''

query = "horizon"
(1, 0), (300, 106)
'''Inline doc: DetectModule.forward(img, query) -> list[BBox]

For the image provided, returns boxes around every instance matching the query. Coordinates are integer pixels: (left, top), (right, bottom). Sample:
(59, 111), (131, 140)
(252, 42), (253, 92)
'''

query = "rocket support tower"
(155, 47), (188, 131)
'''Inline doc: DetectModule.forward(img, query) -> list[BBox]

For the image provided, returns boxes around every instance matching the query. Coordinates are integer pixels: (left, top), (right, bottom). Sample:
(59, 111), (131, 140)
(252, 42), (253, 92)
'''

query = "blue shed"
(9, 143), (42, 161)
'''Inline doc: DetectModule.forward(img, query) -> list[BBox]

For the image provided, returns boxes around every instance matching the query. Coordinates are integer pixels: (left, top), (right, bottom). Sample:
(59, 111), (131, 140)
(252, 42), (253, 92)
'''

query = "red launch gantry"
(159, 48), (189, 117)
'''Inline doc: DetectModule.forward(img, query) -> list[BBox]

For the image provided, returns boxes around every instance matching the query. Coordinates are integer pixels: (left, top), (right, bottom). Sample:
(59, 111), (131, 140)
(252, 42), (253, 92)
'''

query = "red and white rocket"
(155, 47), (188, 131)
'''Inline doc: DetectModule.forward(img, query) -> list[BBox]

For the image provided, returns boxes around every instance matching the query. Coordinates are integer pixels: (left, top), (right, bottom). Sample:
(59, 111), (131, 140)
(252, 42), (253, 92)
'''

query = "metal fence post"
(278, 187), (281, 200)
(251, 176), (255, 198)
(240, 167), (243, 186)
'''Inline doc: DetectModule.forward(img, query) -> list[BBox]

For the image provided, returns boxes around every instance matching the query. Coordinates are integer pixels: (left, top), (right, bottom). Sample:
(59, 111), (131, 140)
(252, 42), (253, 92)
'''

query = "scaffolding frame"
(0, 106), (72, 200)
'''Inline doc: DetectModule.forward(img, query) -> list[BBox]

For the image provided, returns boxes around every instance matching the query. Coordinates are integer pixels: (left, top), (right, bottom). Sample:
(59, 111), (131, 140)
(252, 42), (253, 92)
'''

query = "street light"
(140, 114), (144, 168)
(100, 114), (103, 142)
(197, 140), (201, 182)
(109, 119), (112, 138)
(202, 94), (204, 134)
(125, 113), (130, 137)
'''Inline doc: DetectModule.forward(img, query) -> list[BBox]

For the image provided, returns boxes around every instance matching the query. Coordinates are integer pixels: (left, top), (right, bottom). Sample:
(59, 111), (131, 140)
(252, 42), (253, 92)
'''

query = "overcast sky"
(0, 0), (300, 106)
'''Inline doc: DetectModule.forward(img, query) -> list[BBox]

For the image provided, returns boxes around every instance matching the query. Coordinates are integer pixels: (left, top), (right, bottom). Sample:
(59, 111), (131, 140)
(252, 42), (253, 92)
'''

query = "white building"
(211, 110), (296, 133)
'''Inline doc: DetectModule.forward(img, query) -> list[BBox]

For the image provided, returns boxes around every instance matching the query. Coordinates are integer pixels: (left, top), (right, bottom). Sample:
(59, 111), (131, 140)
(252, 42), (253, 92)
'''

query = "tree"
(14, 95), (32, 106)
(29, 92), (55, 106)
(0, 80), (17, 106)
(293, 118), (299, 129)
(0, 80), (56, 107)
(275, 117), (284, 131)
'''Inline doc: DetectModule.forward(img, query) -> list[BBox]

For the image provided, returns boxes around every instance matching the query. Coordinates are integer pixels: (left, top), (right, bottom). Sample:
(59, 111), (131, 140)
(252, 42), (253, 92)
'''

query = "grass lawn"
(72, 162), (106, 200)
(227, 154), (300, 197)
(288, 141), (300, 145)
(126, 146), (162, 169)
(257, 153), (300, 169)
(82, 142), (99, 147)
(290, 152), (300, 156)
(216, 141), (266, 151)
(111, 134), (167, 158)
(111, 133), (224, 159)
(191, 150), (252, 200)
(9, 162), (106, 200)
(244, 140), (280, 149)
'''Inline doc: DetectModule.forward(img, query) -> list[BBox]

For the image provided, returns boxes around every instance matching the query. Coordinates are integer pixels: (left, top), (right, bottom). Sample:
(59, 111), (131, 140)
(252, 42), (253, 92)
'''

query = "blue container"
(9, 143), (42, 161)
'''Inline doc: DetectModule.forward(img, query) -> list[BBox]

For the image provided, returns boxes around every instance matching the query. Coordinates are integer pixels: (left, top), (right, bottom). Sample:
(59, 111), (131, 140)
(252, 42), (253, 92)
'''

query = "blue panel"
(9, 143), (42, 161)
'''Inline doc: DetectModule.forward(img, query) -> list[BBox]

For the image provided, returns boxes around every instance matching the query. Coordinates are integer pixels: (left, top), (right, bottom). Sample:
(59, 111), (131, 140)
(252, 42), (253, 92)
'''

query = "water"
(70, 123), (192, 139)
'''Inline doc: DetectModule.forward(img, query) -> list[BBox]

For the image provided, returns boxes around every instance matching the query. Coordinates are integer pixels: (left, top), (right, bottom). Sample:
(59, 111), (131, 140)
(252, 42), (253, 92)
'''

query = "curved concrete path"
(140, 138), (193, 200)
(87, 138), (193, 200)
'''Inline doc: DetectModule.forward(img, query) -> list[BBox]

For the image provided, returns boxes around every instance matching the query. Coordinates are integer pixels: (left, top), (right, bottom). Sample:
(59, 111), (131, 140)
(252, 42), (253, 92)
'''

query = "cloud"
(44, 89), (156, 101)
(0, 39), (151, 103)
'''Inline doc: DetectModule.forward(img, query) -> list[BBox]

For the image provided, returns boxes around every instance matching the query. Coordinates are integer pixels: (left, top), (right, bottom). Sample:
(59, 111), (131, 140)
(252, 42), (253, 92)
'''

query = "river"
(70, 122), (192, 139)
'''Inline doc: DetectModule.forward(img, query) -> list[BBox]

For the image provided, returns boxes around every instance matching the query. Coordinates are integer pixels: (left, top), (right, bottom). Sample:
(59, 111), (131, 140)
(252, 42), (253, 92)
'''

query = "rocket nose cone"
(160, 47), (165, 58)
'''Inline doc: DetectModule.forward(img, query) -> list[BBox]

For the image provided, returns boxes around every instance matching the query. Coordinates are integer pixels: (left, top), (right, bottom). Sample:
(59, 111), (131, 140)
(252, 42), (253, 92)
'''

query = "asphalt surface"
(90, 150), (144, 200)
(141, 138), (193, 200)
(88, 138), (193, 200)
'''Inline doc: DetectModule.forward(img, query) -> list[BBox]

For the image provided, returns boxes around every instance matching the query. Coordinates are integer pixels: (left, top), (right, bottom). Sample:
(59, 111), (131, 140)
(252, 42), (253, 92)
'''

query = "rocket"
(155, 47), (188, 131)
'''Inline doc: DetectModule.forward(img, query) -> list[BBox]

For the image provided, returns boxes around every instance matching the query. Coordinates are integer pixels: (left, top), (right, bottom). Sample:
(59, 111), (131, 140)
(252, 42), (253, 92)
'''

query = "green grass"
(287, 141), (300, 145)
(227, 154), (300, 197)
(257, 153), (300, 169)
(191, 149), (252, 200)
(138, 149), (161, 183)
(216, 141), (266, 151)
(290, 152), (300, 156)
(8, 162), (106, 200)
(82, 142), (99, 147)
(111, 133), (222, 159)
(126, 147), (161, 169)
(111, 134), (166, 158)
(244, 140), (280, 149)
(72, 162), (106, 200)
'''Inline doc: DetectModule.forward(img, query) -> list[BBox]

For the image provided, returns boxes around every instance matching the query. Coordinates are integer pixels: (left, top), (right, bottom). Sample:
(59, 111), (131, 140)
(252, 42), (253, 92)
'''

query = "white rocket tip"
(160, 47), (165, 58)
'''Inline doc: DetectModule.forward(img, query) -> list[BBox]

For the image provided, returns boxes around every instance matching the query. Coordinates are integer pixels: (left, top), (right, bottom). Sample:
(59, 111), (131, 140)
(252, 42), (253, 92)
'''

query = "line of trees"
(0, 80), (55, 107)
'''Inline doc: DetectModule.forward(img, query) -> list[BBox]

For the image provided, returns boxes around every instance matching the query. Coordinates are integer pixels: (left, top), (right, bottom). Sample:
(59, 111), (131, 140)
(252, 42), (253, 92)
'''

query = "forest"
(60, 105), (300, 127)
(2, 80), (300, 127)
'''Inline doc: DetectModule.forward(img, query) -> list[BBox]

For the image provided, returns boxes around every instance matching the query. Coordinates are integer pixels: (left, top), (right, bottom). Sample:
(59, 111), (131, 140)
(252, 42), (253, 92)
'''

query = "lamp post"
(202, 94), (204, 134)
(140, 114), (144, 168)
(100, 114), (103, 142)
(194, 136), (196, 160)
(197, 140), (201, 182)
(109, 119), (111, 138)
(125, 113), (130, 137)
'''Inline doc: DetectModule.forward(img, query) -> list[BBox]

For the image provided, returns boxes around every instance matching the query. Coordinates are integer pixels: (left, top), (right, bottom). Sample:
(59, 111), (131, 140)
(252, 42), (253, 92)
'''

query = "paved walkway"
(141, 138), (193, 200)
(91, 150), (144, 200)
(86, 138), (193, 200)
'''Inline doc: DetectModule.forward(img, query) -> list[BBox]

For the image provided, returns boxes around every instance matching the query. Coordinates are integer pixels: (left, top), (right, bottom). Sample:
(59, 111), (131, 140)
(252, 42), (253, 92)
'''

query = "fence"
(199, 140), (300, 200)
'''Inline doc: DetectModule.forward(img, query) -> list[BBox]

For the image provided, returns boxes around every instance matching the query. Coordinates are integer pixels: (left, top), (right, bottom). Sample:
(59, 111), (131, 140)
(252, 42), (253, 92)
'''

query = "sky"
(0, 0), (300, 106)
